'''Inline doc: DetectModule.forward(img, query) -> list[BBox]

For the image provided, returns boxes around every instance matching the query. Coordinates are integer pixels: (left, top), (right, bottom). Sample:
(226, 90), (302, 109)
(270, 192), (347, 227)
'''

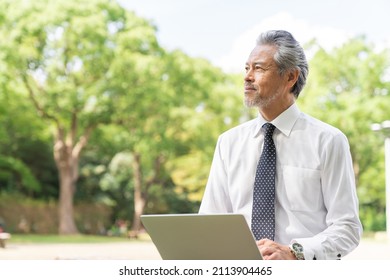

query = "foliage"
(0, 156), (41, 193)
(0, 0), (171, 234)
(0, 80), (58, 199)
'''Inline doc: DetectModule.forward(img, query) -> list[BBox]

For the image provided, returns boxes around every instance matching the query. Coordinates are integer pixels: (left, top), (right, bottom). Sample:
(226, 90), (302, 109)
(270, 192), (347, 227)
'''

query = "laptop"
(140, 213), (263, 260)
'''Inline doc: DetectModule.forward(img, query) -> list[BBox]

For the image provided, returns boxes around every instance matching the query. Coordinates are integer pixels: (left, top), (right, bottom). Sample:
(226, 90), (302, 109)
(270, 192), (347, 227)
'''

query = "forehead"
(246, 44), (277, 65)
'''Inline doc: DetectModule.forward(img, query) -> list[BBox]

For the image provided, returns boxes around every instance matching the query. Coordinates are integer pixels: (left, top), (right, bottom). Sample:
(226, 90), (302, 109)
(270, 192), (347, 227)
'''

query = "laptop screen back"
(141, 213), (263, 260)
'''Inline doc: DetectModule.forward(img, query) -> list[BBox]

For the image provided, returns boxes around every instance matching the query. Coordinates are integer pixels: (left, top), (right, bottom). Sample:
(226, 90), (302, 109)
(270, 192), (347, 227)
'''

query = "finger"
(256, 240), (264, 246)
(257, 238), (271, 246)
(260, 245), (276, 257)
(264, 251), (280, 260)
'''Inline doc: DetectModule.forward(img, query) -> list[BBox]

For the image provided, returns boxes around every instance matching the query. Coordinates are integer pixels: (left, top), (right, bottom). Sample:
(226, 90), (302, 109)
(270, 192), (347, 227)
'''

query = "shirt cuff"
(292, 236), (341, 260)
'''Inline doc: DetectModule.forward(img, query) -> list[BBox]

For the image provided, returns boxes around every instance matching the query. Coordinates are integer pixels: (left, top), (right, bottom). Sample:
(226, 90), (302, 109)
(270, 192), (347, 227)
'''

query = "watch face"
(292, 243), (303, 253)
(291, 243), (305, 260)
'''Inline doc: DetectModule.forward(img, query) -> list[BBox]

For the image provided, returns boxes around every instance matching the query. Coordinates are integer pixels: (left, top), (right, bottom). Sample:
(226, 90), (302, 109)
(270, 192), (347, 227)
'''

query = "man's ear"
(287, 69), (300, 91)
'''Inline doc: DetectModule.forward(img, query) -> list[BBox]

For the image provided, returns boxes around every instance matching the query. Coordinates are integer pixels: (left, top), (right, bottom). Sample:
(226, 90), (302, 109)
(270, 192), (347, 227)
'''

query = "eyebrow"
(245, 61), (272, 69)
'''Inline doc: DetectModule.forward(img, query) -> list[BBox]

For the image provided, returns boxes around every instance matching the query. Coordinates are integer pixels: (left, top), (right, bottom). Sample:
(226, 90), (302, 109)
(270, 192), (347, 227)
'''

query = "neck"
(259, 98), (295, 121)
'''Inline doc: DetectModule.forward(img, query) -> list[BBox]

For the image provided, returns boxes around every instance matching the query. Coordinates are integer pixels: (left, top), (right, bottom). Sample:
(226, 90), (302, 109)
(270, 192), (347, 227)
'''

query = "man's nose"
(244, 69), (254, 82)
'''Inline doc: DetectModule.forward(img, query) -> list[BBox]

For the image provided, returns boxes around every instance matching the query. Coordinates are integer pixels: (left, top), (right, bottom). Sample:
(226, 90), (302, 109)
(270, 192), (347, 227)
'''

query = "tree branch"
(21, 72), (60, 127)
(68, 110), (77, 147)
(72, 123), (96, 159)
(145, 154), (165, 191)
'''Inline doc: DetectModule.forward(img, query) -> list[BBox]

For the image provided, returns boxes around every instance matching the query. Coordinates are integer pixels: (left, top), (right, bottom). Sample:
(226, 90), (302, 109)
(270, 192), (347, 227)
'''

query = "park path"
(0, 239), (389, 260)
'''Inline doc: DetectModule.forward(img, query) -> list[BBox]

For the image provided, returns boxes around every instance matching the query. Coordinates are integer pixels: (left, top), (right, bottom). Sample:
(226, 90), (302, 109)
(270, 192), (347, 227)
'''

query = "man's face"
(244, 44), (290, 108)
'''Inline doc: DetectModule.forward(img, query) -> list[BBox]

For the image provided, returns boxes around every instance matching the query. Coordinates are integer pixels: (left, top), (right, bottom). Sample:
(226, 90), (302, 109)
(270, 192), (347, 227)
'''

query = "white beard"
(244, 90), (281, 109)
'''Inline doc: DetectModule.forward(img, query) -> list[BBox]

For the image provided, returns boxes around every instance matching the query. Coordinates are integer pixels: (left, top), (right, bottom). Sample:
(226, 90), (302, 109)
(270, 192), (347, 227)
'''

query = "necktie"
(251, 123), (276, 240)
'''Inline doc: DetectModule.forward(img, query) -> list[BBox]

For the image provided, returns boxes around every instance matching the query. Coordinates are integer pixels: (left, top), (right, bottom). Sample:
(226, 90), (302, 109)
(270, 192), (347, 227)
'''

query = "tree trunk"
(129, 154), (164, 238)
(130, 153), (146, 237)
(58, 164), (79, 234)
(54, 132), (79, 235)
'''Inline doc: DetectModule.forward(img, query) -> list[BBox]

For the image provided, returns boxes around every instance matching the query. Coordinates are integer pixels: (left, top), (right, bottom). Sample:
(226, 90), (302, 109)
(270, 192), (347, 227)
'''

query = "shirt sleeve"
(294, 133), (363, 260)
(199, 135), (233, 214)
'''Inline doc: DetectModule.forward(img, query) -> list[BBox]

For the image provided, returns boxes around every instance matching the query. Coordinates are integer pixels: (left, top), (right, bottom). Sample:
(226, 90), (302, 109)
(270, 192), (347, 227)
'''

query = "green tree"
(0, 0), (162, 234)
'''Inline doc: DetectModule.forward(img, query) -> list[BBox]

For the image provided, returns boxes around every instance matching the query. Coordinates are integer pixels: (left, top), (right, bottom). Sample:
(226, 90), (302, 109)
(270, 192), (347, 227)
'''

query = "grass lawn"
(6, 232), (387, 245)
(8, 233), (151, 244)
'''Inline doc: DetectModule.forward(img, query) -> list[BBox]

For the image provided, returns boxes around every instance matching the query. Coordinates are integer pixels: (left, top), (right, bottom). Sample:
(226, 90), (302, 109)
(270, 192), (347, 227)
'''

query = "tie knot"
(262, 123), (276, 137)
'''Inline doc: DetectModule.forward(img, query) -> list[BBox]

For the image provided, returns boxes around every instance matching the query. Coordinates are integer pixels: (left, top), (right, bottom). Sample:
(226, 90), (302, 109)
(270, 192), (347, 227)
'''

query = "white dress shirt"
(199, 103), (362, 260)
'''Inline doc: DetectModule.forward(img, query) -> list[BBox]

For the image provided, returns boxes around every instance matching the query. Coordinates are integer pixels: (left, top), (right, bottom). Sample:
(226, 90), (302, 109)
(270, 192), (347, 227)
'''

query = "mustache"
(244, 83), (256, 89)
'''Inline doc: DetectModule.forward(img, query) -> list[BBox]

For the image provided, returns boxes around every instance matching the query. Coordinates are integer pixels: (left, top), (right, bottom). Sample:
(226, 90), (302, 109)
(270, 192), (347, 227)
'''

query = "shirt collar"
(253, 103), (301, 137)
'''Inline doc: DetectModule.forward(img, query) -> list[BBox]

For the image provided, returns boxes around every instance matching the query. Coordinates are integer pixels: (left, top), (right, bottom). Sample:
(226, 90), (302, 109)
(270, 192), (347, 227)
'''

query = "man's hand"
(256, 239), (296, 260)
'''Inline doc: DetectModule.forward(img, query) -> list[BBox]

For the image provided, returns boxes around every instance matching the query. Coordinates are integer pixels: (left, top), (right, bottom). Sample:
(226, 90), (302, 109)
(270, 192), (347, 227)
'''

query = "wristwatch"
(289, 242), (305, 260)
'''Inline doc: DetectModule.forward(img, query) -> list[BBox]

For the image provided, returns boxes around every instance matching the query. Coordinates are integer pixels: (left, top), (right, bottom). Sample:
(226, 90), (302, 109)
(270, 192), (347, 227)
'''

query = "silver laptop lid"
(141, 213), (263, 260)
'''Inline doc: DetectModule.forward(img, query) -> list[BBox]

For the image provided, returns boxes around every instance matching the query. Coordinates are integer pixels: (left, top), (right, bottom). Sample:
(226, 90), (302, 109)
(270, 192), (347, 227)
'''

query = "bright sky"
(118, 0), (390, 73)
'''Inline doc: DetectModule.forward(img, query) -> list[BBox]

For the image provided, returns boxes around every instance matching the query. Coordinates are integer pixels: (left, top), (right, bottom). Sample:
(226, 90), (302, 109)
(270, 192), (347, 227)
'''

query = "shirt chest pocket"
(282, 166), (322, 212)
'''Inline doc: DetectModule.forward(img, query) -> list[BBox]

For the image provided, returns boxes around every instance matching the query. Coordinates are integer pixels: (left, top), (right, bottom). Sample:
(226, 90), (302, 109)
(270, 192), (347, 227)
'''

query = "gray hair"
(256, 30), (308, 98)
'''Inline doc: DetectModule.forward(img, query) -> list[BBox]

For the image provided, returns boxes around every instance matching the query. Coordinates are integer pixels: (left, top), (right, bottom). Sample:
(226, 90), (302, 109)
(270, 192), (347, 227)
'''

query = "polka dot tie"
(251, 123), (276, 241)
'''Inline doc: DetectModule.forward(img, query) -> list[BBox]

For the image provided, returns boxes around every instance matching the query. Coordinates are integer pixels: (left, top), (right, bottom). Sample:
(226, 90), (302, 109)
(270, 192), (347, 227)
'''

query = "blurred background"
(0, 0), (389, 243)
